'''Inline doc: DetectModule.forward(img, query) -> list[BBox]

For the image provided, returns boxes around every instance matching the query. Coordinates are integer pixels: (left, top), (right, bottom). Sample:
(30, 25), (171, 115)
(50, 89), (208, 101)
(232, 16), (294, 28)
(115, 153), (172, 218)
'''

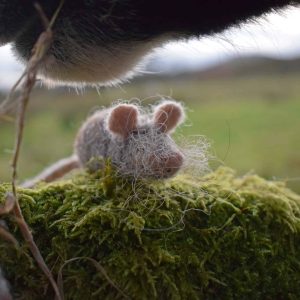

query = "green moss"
(0, 166), (300, 299)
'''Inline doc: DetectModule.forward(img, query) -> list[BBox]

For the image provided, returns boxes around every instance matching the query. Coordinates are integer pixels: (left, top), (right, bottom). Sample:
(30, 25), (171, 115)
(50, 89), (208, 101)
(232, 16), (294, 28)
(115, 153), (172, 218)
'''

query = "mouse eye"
(131, 130), (138, 135)
(131, 129), (147, 135)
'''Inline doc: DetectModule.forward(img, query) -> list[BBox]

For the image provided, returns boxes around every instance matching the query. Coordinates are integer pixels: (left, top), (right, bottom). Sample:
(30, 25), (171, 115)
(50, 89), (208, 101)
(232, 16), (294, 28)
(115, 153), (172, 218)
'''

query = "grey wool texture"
(75, 100), (208, 180)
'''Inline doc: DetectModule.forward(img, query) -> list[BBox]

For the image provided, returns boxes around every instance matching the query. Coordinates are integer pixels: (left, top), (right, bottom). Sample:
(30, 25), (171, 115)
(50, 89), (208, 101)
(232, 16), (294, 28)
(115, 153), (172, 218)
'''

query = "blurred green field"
(1, 73), (300, 192)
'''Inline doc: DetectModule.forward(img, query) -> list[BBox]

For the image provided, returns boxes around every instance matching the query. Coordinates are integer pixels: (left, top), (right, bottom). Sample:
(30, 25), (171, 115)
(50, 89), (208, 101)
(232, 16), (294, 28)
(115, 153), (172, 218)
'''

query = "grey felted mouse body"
(23, 100), (186, 187)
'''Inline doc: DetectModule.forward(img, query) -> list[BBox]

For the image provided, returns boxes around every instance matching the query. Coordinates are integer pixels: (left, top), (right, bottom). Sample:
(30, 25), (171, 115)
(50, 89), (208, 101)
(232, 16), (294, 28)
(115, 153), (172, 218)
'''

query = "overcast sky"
(149, 6), (300, 72)
(1, 5), (300, 88)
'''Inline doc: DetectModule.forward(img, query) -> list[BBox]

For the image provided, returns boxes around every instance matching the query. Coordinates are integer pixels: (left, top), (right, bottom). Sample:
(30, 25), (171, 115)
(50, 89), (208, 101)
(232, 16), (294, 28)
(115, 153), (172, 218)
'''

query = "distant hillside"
(144, 55), (300, 81)
(1, 56), (300, 93)
(194, 56), (300, 78)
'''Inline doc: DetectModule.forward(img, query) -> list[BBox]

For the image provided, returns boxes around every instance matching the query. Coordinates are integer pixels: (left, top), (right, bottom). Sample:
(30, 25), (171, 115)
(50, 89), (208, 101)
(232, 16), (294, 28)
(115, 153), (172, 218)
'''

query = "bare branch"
(1, 1), (65, 299)
(0, 226), (19, 247)
(0, 193), (15, 215)
(57, 257), (130, 300)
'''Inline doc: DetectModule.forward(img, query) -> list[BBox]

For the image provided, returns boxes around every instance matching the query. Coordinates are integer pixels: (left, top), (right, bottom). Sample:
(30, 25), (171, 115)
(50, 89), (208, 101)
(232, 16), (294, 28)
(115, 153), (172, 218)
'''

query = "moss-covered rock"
(0, 166), (300, 299)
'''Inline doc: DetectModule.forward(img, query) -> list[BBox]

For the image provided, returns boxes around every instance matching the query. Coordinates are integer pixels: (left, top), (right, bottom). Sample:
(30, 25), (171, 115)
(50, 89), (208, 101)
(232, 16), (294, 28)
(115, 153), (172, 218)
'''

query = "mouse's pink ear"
(107, 104), (139, 138)
(153, 100), (185, 133)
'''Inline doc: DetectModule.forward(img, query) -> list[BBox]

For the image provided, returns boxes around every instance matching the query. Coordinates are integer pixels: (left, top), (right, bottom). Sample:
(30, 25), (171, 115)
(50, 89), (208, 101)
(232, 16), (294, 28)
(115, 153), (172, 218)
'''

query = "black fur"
(0, 0), (299, 85)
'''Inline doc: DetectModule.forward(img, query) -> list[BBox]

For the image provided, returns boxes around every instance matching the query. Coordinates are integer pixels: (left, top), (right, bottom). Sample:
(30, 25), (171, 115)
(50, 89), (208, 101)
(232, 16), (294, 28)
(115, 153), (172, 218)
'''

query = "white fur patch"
(38, 39), (164, 88)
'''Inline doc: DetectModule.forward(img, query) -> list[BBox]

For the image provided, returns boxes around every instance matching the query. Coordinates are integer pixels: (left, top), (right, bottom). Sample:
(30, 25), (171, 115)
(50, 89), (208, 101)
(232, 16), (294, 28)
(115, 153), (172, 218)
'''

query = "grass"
(0, 73), (299, 192)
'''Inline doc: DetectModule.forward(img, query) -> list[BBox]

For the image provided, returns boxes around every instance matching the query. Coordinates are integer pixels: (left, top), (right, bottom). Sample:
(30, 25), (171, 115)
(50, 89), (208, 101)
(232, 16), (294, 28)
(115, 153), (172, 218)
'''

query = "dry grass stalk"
(57, 257), (130, 300)
(0, 1), (65, 299)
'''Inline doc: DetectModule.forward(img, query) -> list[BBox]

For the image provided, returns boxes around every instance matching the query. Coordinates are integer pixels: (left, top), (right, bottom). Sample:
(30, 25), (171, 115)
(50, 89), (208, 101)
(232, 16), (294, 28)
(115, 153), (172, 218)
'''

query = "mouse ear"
(153, 100), (185, 133)
(107, 104), (139, 138)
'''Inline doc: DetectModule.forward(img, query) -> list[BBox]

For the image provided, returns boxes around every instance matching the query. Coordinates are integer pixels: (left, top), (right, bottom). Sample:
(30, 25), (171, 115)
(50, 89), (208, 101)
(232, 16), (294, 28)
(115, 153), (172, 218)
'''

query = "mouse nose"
(150, 152), (184, 178)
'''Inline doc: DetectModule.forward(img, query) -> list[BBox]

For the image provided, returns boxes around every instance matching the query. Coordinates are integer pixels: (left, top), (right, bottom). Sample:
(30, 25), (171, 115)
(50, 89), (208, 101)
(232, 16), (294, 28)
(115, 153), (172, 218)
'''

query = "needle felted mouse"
(23, 100), (186, 188)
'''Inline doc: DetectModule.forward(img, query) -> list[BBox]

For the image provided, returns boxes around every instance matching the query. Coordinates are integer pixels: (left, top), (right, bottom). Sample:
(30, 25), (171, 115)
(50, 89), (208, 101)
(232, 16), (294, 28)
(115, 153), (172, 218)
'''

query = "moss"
(0, 166), (300, 299)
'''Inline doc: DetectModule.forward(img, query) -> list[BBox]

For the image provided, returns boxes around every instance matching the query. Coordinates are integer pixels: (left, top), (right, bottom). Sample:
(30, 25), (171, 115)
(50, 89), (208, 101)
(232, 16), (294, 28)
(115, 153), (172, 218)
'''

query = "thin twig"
(0, 177), (18, 249)
(0, 226), (19, 247)
(3, 1), (65, 299)
(0, 193), (15, 215)
(0, 0), (65, 116)
(57, 257), (130, 300)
